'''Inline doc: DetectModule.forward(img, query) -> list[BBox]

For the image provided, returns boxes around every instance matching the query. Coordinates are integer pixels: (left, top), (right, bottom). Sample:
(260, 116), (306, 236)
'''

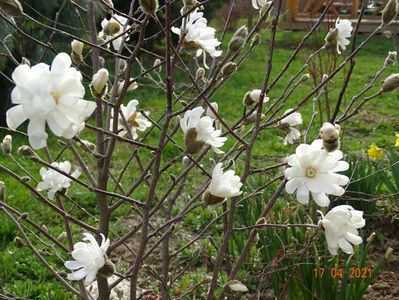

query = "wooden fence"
(283, 0), (398, 32)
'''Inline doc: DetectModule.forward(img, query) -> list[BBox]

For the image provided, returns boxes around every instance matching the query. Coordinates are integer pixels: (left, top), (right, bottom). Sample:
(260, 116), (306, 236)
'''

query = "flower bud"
(103, 21), (121, 36)
(139, 0), (159, 15)
(182, 155), (190, 165)
(79, 140), (97, 153)
(223, 280), (248, 294)
(153, 58), (162, 73)
(91, 68), (109, 97)
(20, 176), (30, 183)
(382, 0), (398, 25)
(17, 145), (37, 157)
(19, 212), (28, 219)
(184, 128), (204, 154)
(0, 0), (23, 17)
(98, 259), (115, 277)
(385, 247), (393, 259)
(0, 181), (5, 201)
(117, 79), (138, 96)
(384, 51), (397, 66)
(250, 33), (261, 47)
(57, 232), (67, 241)
(243, 89), (268, 106)
(14, 237), (25, 248)
(202, 190), (225, 206)
(206, 102), (218, 120)
(1, 135), (12, 154)
(181, 0), (200, 14)
(21, 57), (30, 66)
(381, 73), (399, 92)
(259, 1), (272, 18)
(320, 122), (340, 152)
(301, 73), (310, 82)
(366, 232), (376, 243)
(228, 26), (248, 54)
(221, 62), (237, 77)
(118, 60), (127, 75)
(195, 67), (205, 81)
(71, 39), (84, 64)
(243, 112), (265, 125)
(324, 28), (338, 46)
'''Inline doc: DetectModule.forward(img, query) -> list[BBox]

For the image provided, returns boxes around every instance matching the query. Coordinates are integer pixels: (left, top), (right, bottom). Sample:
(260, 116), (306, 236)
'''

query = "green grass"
(1, 26), (399, 298)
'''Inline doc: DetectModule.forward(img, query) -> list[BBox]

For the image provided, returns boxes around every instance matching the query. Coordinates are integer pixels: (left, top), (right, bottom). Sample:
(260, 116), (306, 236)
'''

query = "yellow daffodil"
(367, 143), (384, 160)
(395, 133), (399, 148)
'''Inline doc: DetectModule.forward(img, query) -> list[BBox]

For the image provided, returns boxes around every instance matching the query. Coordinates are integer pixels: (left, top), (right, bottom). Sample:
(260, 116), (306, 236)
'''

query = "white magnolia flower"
(37, 161), (81, 200)
(334, 18), (353, 54)
(180, 107), (227, 154)
(251, 0), (270, 9)
(172, 9), (222, 68)
(65, 233), (110, 285)
(319, 205), (365, 255)
(111, 100), (151, 140)
(208, 163), (243, 198)
(285, 139), (349, 207)
(279, 109), (302, 145)
(99, 14), (130, 51)
(6, 53), (96, 149)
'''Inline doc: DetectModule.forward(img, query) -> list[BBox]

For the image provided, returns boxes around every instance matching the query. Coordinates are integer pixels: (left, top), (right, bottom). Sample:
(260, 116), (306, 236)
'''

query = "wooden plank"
(351, 0), (360, 18)
(286, 0), (299, 23)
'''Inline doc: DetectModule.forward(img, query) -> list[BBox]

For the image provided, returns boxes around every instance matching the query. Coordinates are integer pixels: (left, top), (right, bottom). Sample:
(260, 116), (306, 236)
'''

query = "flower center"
(306, 167), (316, 178)
(127, 112), (139, 128)
(51, 91), (61, 104)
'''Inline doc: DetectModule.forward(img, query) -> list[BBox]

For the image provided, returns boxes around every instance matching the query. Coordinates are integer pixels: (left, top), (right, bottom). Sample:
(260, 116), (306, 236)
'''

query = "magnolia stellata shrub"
(0, 0), (398, 299)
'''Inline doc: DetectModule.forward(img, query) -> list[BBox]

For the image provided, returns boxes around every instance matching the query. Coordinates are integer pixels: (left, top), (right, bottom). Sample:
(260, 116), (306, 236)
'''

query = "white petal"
(6, 105), (27, 129)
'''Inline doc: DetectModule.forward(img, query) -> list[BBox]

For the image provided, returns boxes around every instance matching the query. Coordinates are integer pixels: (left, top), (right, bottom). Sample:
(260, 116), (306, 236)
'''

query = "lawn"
(1, 24), (399, 298)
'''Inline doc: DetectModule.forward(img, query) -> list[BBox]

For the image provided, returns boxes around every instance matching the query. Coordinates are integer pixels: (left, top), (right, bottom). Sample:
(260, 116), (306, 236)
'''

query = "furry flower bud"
(17, 145), (37, 157)
(153, 58), (162, 73)
(91, 68), (109, 97)
(185, 128), (205, 154)
(14, 237), (25, 248)
(118, 60), (127, 75)
(251, 33), (261, 47)
(381, 73), (399, 92)
(324, 28), (338, 46)
(243, 112), (265, 125)
(0, 0), (23, 17)
(0, 181), (5, 201)
(320, 122), (341, 152)
(117, 79), (138, 96)
(224, 280), (248, 294)
(385, 247), (393, 259)
(1, 135), (12, 154)
(382, 0), (398, 25)
(98, 259), (115, 277)
(195, 67), (205, 81)
(103, 20), (121, 36)
(139, 0), (159, 15)
(221, 62), (237, 77)
(228, 26), (248, 54)
(384, 51), (397, 67)
(71, 41), (84, 64)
